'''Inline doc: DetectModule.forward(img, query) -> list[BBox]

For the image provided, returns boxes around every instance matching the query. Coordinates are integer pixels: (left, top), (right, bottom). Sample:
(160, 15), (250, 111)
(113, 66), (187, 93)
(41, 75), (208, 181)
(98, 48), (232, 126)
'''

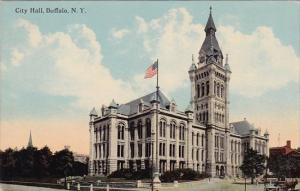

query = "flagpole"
(156, 58), (159, 176)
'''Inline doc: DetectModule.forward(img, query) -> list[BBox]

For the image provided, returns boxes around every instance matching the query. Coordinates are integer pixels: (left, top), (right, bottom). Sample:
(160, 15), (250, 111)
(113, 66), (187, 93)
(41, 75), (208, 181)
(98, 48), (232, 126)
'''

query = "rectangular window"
(130, 143), (134, 158)
(179, 146), (181, 158)
(121, 145), (124, 157)
(173, 145), (175, 157)
(192, 149), (194, 160)
(145, 143), (148, 157)
(117, 145), (120, 157)
(138, 126), (142, 139)
(159, 143), (162, 156)
(138, 143), (142, 157)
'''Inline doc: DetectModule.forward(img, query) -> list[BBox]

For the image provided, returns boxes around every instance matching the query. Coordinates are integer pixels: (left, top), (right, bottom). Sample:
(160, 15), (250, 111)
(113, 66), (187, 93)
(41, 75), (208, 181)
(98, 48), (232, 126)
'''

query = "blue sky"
(1, 1), (299, 153)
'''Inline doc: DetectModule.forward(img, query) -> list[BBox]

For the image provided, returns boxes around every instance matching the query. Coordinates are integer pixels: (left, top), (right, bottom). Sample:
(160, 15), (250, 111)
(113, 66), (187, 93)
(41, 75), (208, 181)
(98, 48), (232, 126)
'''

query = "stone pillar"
(108, 117), (117, 174)
(208, 65), (216, 125)
(89, 121), (95, 175)
(186, 113), (193, 168)
(124, 125), (129, 167)
(175, 122), (179, 169)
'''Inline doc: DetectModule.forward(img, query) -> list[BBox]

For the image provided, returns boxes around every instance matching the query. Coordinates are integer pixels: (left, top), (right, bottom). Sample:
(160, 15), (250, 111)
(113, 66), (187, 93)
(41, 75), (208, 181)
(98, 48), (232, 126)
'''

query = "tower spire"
(198, 7), (223, 65)
(27, 130), (33, 148)
(205, 6), (216, 33)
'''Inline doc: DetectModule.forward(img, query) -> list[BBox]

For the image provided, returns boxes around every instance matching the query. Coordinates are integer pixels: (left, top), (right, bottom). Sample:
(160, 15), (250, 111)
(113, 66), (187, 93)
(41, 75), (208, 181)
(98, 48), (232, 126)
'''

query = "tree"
(0, 148), (17, 179)
(240, 148), (266, 184)
(34, 146), (52, 177)
(51, 148), (74, 187)
(269, 153), (300, 179)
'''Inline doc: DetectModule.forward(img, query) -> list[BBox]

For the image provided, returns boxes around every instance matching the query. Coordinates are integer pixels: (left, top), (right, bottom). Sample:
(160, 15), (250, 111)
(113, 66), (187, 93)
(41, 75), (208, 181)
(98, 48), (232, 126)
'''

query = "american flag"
(144, 61), (158, 79)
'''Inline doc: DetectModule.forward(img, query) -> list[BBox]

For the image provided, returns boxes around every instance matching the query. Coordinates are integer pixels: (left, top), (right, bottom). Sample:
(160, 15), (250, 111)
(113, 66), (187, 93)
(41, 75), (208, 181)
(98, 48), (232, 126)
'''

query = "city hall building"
(88, 9), (269, 177)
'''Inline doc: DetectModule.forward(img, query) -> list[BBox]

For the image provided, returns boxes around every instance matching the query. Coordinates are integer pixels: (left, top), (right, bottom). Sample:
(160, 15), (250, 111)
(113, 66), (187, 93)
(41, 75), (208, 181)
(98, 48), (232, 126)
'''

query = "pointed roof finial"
(226, 54), (228, 64)
(205, 6), (216, 33)
(192, 54), (195, 64)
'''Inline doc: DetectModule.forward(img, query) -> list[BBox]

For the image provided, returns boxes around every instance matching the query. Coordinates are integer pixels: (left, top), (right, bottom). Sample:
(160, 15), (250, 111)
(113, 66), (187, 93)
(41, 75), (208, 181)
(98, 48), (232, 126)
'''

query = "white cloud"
(14, 20), (136, 109)
(10, 49), (24, 66)
(135, 16), (148, 33)
(17, 19), (42, 47)
(112, 28), (130, 39)
(219, 25), (300, 96)
(0, 61), (7, 72)
(133, 8), (300, 97)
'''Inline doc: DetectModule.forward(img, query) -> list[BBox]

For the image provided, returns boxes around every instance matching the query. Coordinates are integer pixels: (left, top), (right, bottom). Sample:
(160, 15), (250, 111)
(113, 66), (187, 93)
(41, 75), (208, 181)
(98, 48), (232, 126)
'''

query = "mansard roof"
(230, 119), (256, 136)
(117, 90), (171, 116)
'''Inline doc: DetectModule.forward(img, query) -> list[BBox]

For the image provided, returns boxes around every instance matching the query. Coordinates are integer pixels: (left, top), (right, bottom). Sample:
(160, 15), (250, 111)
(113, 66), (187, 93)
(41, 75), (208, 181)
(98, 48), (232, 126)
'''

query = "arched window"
(159, 119), (166, 137)
(201, 134), (204, 146)
(206, 81), (209, 95)
(197, 84), (200, 98)
(103, 126), (106, 141)
(192, 132), (194, 145)
(221, 85), (224, 98)
(201, 83), (205, 97)
(118, 123), (124, 140)
(197, 133), (199, 146)
(170, 121), (176, 139)
(214, 81), (216, 95)
(179, 124), (185, 140)
(137, 120), (142, 139)
(130, 122), (135, 140)
(146, 118), (151, 138)
(217, 83), (220, 97)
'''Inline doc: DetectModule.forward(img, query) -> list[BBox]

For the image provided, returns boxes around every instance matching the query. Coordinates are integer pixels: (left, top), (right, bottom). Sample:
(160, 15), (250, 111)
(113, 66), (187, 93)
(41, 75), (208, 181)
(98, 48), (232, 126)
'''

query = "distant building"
(88, 8), (269, 178)
(270, 140), (300, 158)
(27, 130), (33, 148)
(74, 153), (89, 164)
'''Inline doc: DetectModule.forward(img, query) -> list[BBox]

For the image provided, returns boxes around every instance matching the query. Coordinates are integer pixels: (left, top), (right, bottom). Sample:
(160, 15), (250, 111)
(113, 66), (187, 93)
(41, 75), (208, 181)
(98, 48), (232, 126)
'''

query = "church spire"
(27, 130), (33, 148)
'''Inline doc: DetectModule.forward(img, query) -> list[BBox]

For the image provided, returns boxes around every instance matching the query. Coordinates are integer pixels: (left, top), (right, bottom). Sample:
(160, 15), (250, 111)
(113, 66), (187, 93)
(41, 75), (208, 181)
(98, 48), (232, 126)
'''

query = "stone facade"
(88, 9), (269, 178)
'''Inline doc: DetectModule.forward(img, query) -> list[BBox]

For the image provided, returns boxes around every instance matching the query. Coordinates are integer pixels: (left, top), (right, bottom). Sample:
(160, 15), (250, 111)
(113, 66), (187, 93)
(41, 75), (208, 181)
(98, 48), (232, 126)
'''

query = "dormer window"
(138, 103), (143, 113)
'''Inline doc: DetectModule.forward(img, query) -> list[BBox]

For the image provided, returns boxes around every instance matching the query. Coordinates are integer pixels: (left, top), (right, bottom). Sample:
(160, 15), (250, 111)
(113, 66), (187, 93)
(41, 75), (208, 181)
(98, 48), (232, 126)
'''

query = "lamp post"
(244, 175), (247, 191)
(151, 131), (155, 191)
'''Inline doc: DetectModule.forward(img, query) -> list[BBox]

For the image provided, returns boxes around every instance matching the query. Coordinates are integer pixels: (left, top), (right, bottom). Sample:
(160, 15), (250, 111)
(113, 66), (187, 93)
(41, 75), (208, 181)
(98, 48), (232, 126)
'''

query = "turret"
(108, 99), (118, 114)
(89, 107), (98, 121)
(138, 99), (144, 113)
(264, 129), (269, 139)
(169, 98), (177, 112)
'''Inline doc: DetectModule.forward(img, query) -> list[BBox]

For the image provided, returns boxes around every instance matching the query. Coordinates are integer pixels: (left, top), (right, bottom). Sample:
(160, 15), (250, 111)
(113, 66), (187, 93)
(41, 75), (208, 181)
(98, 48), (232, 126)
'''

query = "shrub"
(160, 168), (206, 182)
(160, 170), (181, 182)
(108, 168), (133, 179)
(131, 169), (151, 180)
(181, 168), (201, 180)
(108, 168), (151, 180)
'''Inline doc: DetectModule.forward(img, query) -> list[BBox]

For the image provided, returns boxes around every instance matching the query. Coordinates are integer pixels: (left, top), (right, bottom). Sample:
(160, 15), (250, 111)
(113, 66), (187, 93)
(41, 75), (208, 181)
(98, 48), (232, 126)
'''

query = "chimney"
(286, 140), (291, 148)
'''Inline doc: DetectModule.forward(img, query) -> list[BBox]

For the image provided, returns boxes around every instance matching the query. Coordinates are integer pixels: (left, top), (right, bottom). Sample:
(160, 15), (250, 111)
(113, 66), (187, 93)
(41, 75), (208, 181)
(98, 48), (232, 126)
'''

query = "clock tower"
(189, 7), (231, 176)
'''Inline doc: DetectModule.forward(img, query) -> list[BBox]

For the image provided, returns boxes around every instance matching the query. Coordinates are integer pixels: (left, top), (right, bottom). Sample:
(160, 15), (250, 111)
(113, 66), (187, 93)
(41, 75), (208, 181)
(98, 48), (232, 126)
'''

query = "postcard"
(0, 1), (299, 191)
